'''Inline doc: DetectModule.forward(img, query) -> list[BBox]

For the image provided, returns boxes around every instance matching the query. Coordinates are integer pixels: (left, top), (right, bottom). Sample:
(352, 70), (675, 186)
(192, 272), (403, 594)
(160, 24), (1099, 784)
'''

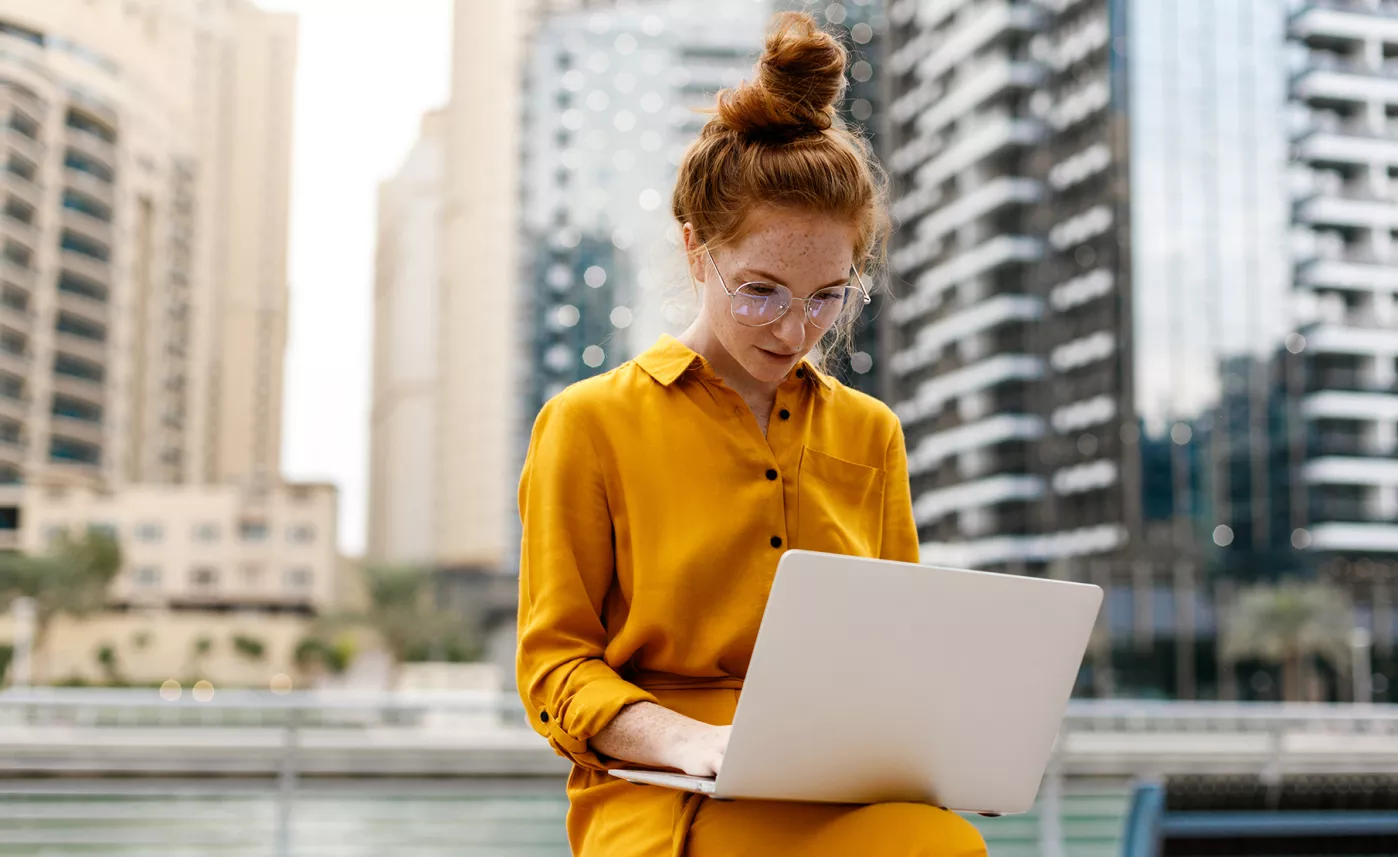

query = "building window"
(239, 520), (268, 541)
(283, 567), (312, 593)
(63, 150), (115, 183)
(135, 522), (162, 542)
(134, 566), (161, 589)
(49, 437), (101, 465)
(53, 394), (102, 423)
(287, 524), (315, 544)
(59, 229), (110, 263)
(192, 523), (219, 543)
(189, 566), (218, 589)
(57, 271), (109, 303)
(88, 522), (117, 539)
(55, 312), (106, 343)
(54, 353), (105, 383)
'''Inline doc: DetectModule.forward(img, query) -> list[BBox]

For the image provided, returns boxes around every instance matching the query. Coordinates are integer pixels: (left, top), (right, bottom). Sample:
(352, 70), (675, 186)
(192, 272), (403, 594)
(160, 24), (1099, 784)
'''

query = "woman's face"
(684, 207), (857, 388)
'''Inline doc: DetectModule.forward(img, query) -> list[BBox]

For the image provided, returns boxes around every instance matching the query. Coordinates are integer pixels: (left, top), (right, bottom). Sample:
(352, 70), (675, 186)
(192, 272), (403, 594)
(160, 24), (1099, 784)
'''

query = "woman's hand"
(667, 722), (732, 778)
(591, 702), (731, 776)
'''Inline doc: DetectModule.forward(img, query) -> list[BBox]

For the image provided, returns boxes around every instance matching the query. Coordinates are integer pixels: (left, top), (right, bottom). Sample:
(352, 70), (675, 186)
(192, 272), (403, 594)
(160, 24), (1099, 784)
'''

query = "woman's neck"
(678, 324), (779, 405)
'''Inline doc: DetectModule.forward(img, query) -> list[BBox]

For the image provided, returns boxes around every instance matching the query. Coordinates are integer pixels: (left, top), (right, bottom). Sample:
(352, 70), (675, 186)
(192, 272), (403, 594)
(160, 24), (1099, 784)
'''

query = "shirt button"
(540, 710), (550, 724)
(770, 536), (783, 549)
(766, 469), (778, 481)
(779, 409), (791, 420)
(796, 369), (806, 379)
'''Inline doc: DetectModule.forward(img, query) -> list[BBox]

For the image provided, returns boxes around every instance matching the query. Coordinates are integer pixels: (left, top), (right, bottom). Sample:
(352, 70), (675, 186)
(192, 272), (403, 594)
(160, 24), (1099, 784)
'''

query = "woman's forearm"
(590, 701), (729, 777)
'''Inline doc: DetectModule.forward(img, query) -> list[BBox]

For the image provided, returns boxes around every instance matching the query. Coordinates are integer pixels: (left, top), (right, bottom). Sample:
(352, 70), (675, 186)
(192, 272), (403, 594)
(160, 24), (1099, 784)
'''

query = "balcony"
(914, 113), (1044, 195)
(57, 289), (109, 328)
(60, 208), (113, 249)
(1302, 389), (1398, 422)
(910, 54), (1046, 142)
(1295, 193), (1398, 230)
(0, 349), (29, 379)
(0, 439), (24, 470)
(64, 129), (116, 175)
(57, 249), (110, 286)
(51, 373), (104, 408)
(0, 259), (35, 293)
(1305, 321), (1398, 357)
(5, 128), (44, 165)
(912, 473), (1044, 526)
(1307, 521), (1398, 552)
(1293, 63), (1398, 108)
(1297, 246), (1398, 291)
(1305, 456), (1398, 486)
(1292, 2), (1398, 43)
(892, 235), (1043, 322)
(53, 331), (106, 365)
(2, 170), (41, 209)
(63, 168), (114, 209)
(0, 214), (39, 252)
(915, 1), (1047, 84)
(49, 414), (103, 447)
(0, 394), (29, 424)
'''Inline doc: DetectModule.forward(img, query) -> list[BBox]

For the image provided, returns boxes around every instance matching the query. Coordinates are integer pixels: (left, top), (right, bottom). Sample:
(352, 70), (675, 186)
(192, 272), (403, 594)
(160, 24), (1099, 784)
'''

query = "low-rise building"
(10, 478), (340, 615)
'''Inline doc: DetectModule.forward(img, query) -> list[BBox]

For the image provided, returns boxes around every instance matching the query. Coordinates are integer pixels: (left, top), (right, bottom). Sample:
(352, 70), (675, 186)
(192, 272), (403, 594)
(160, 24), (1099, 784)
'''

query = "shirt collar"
(634, 334), (834, 393)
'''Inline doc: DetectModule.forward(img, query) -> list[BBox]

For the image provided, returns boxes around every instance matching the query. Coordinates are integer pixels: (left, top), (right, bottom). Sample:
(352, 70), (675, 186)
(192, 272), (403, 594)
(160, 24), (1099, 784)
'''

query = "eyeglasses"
(704, 246), (872, 329)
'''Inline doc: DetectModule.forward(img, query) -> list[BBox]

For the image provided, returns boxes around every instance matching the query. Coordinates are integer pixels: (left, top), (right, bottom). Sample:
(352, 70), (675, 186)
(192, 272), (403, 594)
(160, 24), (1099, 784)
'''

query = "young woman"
(516, 11), (989, 857)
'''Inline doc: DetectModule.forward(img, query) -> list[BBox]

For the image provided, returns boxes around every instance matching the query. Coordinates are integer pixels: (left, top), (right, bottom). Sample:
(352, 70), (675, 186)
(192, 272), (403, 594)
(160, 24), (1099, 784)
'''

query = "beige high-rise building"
(369, 1), (617, 570)
(434, 0), (533, 570)
(368, 111), (445, 566)
(0, 0), (295, 493)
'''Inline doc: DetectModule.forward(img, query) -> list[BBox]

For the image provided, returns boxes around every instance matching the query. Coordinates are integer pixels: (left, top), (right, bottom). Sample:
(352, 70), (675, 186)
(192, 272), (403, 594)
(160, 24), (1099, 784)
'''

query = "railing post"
(1037, 744), (1066, 857)
(276, 706), (299, 857)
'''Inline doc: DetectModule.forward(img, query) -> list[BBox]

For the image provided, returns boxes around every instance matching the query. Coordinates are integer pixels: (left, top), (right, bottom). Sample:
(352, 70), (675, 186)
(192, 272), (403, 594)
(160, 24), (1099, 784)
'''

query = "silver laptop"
(609, 549), (1102, 814)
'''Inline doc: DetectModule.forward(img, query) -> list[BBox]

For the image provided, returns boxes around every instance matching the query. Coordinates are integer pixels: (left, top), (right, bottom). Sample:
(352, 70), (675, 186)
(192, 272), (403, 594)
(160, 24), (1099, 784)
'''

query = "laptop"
(608, 549), (1102, 814)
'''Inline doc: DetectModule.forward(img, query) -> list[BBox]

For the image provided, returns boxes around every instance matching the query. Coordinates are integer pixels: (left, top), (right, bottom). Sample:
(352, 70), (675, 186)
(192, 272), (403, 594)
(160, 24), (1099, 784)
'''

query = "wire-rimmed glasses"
(704, 246), (871, 329)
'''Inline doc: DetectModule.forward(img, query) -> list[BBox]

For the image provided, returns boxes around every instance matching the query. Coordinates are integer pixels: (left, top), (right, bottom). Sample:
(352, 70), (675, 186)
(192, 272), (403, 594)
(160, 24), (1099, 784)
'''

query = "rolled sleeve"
(880, 420), (921, 563)
(516, 394), (659, 770)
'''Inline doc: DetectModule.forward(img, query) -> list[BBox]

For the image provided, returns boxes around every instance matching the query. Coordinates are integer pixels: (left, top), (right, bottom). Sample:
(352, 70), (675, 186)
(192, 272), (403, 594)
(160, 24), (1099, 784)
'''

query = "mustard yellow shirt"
(515, 334), (919, 853)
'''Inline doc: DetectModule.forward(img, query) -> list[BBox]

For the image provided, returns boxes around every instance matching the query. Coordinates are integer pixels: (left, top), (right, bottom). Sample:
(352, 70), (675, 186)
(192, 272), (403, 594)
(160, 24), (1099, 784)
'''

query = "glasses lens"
(806, 287), (855, 329)
(732, 282), (791, 326)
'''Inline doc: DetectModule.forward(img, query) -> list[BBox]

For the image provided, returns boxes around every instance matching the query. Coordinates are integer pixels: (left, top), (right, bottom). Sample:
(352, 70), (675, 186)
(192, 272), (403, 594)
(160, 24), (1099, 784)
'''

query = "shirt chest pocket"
(795, 446), (886, 558)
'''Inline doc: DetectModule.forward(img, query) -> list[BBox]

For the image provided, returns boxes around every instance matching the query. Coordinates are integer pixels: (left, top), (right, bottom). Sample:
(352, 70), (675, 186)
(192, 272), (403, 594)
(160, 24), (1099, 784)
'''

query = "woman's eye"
(744, 284), (777, 297)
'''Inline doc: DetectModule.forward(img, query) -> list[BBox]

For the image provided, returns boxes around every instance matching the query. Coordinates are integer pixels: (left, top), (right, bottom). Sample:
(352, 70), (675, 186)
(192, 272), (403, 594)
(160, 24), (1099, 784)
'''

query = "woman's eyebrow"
(738, 268), (851, 291)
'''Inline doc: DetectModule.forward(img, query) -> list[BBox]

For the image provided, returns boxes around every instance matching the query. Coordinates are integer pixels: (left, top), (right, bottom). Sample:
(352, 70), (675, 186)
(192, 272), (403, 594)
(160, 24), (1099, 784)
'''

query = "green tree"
(0, 529), (122, 651)
(95, 643), (121, 685)
(1224, 581), (1355, 702)
(317, 565), (481, 675)
(232, 634), (266, 661)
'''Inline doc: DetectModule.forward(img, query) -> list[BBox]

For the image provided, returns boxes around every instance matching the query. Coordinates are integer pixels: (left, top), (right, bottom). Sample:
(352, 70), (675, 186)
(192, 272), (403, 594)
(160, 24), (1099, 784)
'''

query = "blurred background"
(3, 0), (1398, 854)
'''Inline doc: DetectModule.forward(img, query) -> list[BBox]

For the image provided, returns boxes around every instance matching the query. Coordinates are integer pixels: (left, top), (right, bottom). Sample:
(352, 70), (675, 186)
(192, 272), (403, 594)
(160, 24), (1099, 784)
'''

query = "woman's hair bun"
(716, 11), (848, 141)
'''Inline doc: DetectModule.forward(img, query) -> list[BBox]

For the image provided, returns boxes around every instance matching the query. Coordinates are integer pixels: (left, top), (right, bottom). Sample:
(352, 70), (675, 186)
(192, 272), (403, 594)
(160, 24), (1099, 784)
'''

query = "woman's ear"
(681, 222), (706, 287)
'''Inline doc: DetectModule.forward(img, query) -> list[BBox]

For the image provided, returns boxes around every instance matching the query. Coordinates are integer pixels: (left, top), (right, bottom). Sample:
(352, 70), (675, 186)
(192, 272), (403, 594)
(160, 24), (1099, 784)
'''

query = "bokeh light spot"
(582, 346), (606, 368)
(584, 266), (608, 288)
(1170, 423), (1192, 445)
(192, 680), (215, 702)
(611, 306), (633, 329)
(557, 305), (581, 328)
(159, 679), (182, 702)
(270, 673), (293, 695)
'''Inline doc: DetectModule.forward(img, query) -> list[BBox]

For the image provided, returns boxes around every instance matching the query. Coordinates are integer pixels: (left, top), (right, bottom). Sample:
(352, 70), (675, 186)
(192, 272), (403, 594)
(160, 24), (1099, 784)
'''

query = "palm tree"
(0, 529), (121, 653)
(1223, 581), (1355, 702)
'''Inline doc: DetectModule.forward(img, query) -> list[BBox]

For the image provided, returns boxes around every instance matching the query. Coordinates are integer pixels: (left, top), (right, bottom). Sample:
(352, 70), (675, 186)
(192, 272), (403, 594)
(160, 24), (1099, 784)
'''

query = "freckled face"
(684, 207), (857, 387)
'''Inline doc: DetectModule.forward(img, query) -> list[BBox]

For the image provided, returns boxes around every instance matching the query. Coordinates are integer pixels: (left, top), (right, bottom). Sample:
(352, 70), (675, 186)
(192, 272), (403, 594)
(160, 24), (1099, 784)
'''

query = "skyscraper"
(885, 0), (1396, 701)
(367, 111), (446, 567)
(0, 0), (296, 491)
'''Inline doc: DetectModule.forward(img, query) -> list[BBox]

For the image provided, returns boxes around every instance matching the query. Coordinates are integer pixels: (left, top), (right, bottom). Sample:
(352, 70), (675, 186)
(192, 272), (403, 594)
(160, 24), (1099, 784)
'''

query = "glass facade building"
(885, 0), (1398, 701)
